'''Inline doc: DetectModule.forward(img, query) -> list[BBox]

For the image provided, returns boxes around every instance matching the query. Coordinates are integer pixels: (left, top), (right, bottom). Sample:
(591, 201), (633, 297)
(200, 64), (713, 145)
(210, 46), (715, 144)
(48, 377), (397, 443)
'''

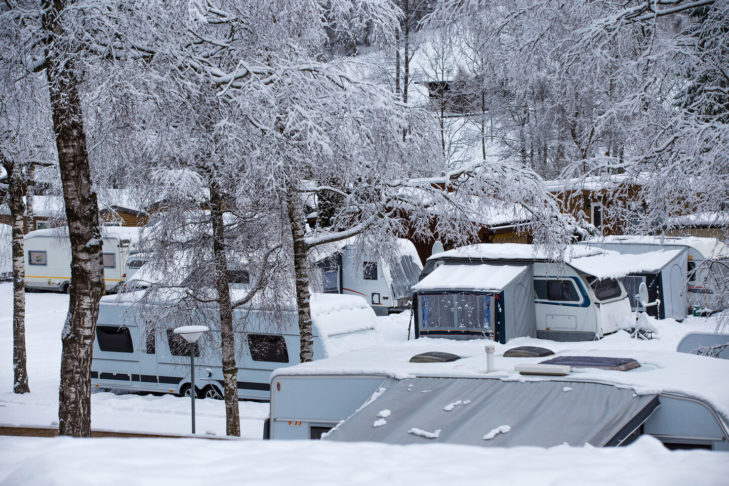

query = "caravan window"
(144, 328), (155, 354)
(592, 278), (623, 301)
(419, 292), (494, 332)
(103, 253), (116, 268)
(166, 329), (200, 357)
(97, 326), (134, 353)
(534, 279), (581, 302)
(363, 262), (378, 280)
(28, 250), (47, 266)
(318, 256), (340, 293)
(248, 334), (289, 363)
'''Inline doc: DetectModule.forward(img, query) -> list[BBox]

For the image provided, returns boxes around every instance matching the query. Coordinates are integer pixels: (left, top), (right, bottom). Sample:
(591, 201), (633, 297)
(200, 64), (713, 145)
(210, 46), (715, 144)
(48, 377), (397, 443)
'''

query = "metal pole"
(190, 346), (196, 434)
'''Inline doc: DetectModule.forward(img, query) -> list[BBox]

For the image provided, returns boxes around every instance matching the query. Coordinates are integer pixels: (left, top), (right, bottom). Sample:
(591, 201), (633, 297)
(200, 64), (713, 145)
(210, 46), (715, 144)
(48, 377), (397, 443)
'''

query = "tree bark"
(286, 192), (314, 363)
(6, 161), (30, 394)
(209, 180), (240, 437)
(42, 0), (105, 437)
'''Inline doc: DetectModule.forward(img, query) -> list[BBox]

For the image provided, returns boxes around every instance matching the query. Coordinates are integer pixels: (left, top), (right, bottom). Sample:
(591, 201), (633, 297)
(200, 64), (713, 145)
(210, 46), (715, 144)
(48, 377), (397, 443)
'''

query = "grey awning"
(324, 377), (658, 447)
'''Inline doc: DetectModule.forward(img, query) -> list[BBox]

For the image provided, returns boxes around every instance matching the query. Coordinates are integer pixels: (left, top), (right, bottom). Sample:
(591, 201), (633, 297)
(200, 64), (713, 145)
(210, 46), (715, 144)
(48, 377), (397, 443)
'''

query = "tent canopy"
(569, 249), (685, 279)
(413, 264), (528, 292)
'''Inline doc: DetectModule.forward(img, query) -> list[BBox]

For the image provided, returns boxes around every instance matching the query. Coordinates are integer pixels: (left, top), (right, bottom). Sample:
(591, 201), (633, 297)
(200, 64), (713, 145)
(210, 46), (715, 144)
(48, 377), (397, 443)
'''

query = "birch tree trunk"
(42, 0), (105, 437)
(286, 192), (314, 363)
(209, 181), (240, 437)
(6, 161), (30, 394)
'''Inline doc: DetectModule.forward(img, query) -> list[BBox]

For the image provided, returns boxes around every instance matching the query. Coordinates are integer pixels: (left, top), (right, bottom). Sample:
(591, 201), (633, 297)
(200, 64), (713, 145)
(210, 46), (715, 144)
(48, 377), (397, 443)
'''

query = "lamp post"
(173, 325), (208, 434)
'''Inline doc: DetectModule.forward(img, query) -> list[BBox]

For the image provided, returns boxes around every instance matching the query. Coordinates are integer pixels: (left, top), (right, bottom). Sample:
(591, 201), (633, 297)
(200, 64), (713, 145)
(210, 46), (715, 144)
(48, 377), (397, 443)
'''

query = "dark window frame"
(166, 329), (200, 357)
(592, 278), (623, 302)
(96, 326), (134, 353)
(102, 252), (116, 269)
(534, 278), (583, 303)
(363, 261), (378, 280)
(28, 250), (47, 266)
(248, 334), (289, 363)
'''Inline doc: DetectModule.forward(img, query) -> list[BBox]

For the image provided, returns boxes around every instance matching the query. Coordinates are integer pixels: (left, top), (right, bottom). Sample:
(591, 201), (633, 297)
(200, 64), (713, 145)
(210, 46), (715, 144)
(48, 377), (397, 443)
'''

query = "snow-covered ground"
(1, 282), (728, 484)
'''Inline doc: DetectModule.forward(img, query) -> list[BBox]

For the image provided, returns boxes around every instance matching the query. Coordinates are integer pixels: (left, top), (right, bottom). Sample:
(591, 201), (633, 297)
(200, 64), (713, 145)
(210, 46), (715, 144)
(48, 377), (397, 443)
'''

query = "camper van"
(413, 244), (633, 342)
(24, 227), (141, 293)
(587, 236), (729, 314)
(268, 340), (729, 450)
(314, 239), (423, 315)
(91, 292), (378, 400)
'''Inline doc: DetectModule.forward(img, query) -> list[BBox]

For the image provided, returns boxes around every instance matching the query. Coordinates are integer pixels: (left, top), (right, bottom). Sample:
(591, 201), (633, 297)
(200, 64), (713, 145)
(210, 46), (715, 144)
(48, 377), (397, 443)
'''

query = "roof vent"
(540, 356), (640, 371)
(409, 351), (461, 363)
(504, 346), (554, 358)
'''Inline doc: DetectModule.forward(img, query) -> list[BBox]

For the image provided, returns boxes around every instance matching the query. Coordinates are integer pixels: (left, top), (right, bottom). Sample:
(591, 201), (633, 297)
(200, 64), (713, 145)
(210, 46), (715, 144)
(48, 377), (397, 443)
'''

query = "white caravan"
(414, 244), (633, 342)
(24, 227), (141, 293)
(314, 239), (423, 315)
(588, 235), (729, 314)
(91, 292), (377, 400)
(268, 339), (729, 450)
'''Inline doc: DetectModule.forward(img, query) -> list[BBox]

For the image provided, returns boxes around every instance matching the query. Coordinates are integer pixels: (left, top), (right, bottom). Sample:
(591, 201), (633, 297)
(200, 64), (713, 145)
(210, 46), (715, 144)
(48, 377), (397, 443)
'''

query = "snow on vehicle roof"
(428, 243), (602, 262)
(272, 335), (729, 422)
(592, 235), (729, 259)
(568, 249), (685, 279)
(25, 225), (142, 244)
(413, 264), (528, 292)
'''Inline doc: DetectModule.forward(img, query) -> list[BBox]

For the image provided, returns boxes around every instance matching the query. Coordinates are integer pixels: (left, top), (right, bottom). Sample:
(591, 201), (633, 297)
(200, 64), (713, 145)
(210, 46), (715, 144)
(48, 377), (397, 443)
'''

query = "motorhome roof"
(591, 235), (729, 259)
(25, 226), (142, 244)
(413, 264), (528, 292)
(272, 338), (729, 422)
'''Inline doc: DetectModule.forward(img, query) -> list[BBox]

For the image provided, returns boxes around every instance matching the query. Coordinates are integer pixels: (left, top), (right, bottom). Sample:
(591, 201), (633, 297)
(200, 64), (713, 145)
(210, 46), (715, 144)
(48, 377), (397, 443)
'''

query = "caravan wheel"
(60, 282), (70, 294)
(202, 386), (223, 400)
(179, 384), (198, 398)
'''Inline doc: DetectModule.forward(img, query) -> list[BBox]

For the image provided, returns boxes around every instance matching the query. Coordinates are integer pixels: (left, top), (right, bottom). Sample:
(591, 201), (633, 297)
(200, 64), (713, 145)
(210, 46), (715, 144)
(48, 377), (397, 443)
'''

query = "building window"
(166, 329), (200, 357)
(534, 279), (581, 302)
(35, 221), (50, 230)
(97, 326), (134, 353)
(28, 250), (47, 266)
(103, 253), (116, 268)
(248, 334), (289, 363)
(363, 261), (378, 280)
(591, 203), (603, 233)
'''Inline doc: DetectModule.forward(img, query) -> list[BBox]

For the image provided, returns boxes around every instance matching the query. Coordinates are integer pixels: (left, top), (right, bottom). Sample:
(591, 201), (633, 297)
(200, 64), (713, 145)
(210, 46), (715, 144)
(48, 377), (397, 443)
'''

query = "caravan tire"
(179, 384), (198, 398)
(60, 283), (70, 294)
(202, 386), (223, 400)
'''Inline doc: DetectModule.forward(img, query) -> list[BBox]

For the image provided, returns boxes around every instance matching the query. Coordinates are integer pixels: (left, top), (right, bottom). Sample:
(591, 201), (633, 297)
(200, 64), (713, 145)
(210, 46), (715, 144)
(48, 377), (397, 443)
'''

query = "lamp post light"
(173, 325), (209, 434)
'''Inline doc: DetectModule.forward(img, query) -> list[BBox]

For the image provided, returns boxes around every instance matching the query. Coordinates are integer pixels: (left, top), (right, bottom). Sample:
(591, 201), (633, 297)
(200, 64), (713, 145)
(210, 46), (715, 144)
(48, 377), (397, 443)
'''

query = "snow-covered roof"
(544, 174), (647, 192)
(413, 264), (527, 292)
(669, 212), (729, 228)
(568, 249), (685, 279)
(272, 336), (729, 422)
(593, 235), (729, 259)
(25, 226), (142, 245)
(428, 243), (602, 262)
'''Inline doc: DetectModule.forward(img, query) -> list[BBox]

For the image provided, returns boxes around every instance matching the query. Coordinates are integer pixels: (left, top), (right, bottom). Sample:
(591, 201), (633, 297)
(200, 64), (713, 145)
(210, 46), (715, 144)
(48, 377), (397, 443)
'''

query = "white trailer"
(24, 227), (141, 293)
(314, 239), (423, 316)
(414, 244), (633, 342)
(269, 341), (729, 450)
(90, 292), (378, 400)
